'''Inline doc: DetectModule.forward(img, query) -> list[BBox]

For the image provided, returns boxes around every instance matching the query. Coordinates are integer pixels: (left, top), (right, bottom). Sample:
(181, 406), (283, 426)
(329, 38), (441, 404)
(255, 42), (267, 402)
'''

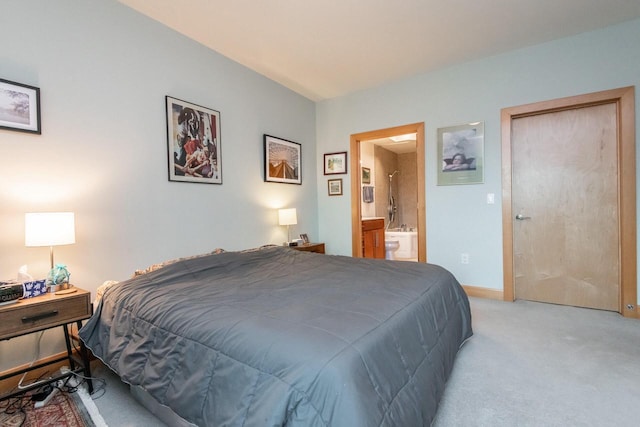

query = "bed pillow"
(238, 244), (279, 253)
(133, 248), (226, 277)
(94, 279), (119, 306)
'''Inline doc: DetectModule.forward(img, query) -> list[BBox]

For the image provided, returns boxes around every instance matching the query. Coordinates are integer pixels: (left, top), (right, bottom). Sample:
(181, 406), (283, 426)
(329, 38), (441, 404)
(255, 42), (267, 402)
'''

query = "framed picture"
(0, 79), (41, 134)
(362, 167), (371, 184)
(300, 233), (310, 244)
(166, 96), (222, 184)
(324, 151), (347, 175)
(328, 178), (343, 196)
(264, 135), (302, 184)
(437, 122), (484, 185)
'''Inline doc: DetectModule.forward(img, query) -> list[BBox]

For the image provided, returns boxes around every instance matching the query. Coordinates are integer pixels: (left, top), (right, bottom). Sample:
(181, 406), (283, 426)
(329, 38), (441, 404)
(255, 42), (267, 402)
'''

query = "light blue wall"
(1, 0), (638, 371)
(0, 0), (316, 369)
(316, 19), (640, 296)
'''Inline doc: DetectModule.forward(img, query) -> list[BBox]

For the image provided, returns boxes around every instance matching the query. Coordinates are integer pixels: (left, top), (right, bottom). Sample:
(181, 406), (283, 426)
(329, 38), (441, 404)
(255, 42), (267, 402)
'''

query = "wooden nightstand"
(0, 287), (93, 400)
(292, 242), (325, 254)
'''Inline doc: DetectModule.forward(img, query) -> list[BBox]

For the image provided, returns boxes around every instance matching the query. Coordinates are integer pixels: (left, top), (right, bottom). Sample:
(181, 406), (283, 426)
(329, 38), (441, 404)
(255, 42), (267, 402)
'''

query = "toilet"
(385, 240), (400, 260)
(385, 230), (418, 261)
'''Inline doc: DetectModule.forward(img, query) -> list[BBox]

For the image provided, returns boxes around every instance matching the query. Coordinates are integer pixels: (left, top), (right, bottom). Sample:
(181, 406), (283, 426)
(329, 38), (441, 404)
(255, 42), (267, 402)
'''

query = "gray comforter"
(80, 247), (472, 426)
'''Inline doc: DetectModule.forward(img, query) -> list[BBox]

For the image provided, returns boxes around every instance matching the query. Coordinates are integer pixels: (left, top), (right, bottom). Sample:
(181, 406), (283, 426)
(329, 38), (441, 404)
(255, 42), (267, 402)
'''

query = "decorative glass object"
(46, 263), (71, 291)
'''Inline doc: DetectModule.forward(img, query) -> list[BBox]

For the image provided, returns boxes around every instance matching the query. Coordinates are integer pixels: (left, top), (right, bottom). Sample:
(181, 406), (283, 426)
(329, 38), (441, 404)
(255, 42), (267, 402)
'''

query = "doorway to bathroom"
(350, 123), (426, 262)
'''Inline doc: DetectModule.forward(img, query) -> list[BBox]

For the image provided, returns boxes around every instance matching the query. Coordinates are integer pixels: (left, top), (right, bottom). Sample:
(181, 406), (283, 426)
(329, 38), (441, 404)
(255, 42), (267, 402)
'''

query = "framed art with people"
(166, 96), (222, 184)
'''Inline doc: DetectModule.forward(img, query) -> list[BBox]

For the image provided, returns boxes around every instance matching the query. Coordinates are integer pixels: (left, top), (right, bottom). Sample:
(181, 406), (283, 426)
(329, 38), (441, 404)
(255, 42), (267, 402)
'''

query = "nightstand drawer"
(0, 289), (91, 340)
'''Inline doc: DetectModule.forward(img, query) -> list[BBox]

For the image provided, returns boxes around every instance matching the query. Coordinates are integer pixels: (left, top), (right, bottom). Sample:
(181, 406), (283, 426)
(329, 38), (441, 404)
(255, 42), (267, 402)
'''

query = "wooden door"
(512, 103), (619, 310)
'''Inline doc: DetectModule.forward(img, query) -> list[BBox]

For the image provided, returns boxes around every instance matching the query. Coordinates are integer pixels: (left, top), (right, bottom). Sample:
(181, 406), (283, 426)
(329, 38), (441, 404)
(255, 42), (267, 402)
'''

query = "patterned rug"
(0, 386), (100, 427)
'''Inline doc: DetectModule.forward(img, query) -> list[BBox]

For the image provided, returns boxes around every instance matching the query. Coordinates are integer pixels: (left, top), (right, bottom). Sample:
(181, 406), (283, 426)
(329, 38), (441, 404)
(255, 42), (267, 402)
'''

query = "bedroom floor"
(89, 363), (166, 426)
(90, 297), (640, 426)
(433, 298), (639, 427)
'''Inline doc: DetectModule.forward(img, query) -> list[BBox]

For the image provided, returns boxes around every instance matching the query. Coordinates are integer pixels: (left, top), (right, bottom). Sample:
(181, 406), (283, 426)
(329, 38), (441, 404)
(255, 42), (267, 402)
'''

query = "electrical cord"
(16, 331), (49, 390)
(1, 376), (91, 426)
(0, 383), (49, 427)
(1, 393), (29, 426)
(68, 332), (108, 399)
(2, 326), (108, 424)
(67, 371), (107, 399)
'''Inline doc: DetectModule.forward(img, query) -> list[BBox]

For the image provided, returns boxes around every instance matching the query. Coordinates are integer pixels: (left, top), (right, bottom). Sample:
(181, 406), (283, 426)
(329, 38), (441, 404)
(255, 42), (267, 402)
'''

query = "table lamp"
(278, 208), (297, 245)
(25, 213), (76, 291)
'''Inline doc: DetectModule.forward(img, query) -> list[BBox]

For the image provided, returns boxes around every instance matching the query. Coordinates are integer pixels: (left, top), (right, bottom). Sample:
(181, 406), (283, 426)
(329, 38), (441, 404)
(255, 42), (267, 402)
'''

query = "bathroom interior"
(361, 133), (418, 261)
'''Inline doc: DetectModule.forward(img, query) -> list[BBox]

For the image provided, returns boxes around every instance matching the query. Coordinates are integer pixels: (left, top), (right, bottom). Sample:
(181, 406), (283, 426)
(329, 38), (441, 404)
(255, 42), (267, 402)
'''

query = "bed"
(79, 246), (472, 426)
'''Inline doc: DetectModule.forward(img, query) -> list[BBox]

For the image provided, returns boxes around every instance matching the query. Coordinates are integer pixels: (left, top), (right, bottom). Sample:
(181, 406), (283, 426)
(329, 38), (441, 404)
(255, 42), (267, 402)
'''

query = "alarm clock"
(0, 282), (24, 305)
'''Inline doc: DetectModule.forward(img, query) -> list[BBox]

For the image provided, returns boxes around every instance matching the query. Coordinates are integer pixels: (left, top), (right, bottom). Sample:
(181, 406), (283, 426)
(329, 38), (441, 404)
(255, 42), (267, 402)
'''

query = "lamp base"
(48, 282), (72, 293)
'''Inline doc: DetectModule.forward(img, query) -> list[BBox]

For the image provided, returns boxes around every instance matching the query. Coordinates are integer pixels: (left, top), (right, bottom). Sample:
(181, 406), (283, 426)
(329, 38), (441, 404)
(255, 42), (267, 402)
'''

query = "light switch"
(487, 193), (495, 204)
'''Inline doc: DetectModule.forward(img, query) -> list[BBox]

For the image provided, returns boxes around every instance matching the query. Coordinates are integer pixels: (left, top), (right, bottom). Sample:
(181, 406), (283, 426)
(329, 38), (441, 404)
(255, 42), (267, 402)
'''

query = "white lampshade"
(25, 212), (76, 247)
(278, 208), (297, 226)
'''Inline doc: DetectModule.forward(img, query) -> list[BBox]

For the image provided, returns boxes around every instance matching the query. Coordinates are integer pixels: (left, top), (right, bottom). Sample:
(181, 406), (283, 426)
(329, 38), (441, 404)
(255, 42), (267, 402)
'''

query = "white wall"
(0, 0), (316, 369)
(316, 19), (640, 299)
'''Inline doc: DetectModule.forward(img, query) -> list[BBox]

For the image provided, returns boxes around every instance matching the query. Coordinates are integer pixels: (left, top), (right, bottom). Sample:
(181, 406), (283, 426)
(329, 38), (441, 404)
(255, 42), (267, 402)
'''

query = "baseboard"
(462, 285), (640, 320)
(0, 351), (70, 395)
(462, 284), (504, 300)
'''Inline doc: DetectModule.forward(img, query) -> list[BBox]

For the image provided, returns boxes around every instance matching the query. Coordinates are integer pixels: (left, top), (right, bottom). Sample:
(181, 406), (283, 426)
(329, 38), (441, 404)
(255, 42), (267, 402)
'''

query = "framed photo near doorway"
(324, 151), (347, 175)
(328, 178), (343, 196)
(361, 167), (371, 184)
(437, 121), (484, 185)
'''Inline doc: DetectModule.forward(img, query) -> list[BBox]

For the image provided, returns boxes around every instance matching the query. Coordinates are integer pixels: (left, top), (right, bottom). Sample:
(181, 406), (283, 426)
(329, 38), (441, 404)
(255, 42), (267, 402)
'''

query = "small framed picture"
(328, 178), (343, 196)
(0, 78), (41, 134)
(362, 167), (371, 184)
(264, 134), (302, 184)
(300, 233), (310, 244)
(166, 96), (222, 184)
(324, 151), (347, 175)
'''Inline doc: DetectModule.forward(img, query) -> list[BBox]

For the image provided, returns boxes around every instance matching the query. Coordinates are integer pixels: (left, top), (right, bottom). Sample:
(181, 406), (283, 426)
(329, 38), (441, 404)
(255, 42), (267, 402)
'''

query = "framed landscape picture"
(0, 78), (41, 134)
(166, 96), (222, 184)
(437, 122), (484, 185)
(324, 152), (347, 175)
(264, 134), (302, 184)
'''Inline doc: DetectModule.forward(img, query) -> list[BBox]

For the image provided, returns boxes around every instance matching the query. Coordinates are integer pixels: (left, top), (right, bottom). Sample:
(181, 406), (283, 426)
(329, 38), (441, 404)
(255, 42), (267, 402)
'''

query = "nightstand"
(0, 287), (93, 400)
(292, 242), (325, 254)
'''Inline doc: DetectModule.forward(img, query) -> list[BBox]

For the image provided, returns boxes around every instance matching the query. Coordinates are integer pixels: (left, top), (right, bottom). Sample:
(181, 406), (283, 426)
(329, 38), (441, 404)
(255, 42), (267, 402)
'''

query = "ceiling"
(366, 135), (417, 155)
(118, 0), (640, 102)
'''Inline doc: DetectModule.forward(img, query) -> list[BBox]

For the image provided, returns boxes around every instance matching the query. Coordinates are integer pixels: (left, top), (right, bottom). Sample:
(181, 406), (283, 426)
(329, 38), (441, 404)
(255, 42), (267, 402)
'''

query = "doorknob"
(515, 214), (531, 220)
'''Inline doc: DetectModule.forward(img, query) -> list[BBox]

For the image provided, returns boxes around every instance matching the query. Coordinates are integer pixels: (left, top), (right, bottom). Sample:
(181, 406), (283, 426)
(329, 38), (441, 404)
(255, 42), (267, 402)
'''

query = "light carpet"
(433, 297), (640, 427)
(89, 297), (640, 426)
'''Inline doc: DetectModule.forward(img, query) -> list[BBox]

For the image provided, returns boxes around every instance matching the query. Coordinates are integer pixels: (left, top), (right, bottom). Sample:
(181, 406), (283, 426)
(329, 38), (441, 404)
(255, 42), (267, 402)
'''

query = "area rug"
(0, 385), (107, 427)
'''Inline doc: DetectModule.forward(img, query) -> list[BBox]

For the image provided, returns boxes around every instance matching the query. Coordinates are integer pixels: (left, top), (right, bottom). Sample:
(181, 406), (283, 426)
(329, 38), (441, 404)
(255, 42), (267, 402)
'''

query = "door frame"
(501, 86), (637, 318)
(350, 122), (426, 261)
